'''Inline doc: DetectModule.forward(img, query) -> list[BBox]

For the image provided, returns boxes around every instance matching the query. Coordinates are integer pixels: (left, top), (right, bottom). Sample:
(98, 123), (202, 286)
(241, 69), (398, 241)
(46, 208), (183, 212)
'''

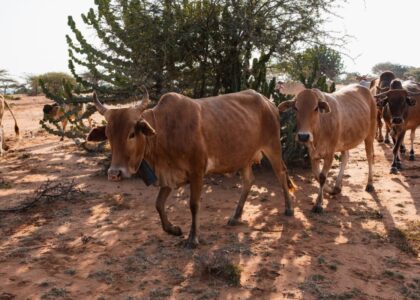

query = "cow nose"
(392, 117), (403, 125)
(297, 133), (310, 142)
(108, 169), (122, 181)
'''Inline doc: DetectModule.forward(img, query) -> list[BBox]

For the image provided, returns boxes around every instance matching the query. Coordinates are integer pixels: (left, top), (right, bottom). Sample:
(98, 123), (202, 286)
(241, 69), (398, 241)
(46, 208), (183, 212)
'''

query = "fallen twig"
(0, 180), (84, 212)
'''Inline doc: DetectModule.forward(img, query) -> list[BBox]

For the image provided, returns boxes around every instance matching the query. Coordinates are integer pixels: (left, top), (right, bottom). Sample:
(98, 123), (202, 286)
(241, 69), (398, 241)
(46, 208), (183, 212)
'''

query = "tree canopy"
(66, 0), (344, 99)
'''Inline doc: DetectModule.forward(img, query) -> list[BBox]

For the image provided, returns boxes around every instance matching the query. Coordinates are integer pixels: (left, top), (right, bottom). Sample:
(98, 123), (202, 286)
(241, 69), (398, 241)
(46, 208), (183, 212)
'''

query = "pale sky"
(0, 0), (419, 81)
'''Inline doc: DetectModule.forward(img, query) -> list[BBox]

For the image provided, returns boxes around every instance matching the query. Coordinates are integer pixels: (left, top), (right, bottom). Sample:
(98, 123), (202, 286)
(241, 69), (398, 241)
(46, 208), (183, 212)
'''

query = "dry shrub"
(195, 250), (242, 286)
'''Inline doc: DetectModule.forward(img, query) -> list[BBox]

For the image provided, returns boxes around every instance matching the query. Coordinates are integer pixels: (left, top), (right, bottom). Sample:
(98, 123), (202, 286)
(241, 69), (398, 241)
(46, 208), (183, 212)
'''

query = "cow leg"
(330, 151), (349, 195)
(264, 148), (295, 216)
(400, 143), (406, 154)
(228, 165), (254, 226)
(312, 155), (333, 213)
(391, 131), (405, 174)
(155, 187), (182, 236)
(409, 129), (416, 161)
(364, 136), (375, 192)
(185, 175), (203, 249)
(384, 124), (391, 144)
(0, 126), (4, 156)
(376, 110), (384, 142)
(60, 120), (68, 141)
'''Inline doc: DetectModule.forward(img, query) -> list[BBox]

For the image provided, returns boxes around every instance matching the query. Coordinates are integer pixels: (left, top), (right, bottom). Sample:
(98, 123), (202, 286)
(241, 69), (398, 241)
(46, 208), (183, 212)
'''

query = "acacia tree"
(42, 0), (346, 161)
(0, 69), (19, 94)
(65, 0), (343, 98)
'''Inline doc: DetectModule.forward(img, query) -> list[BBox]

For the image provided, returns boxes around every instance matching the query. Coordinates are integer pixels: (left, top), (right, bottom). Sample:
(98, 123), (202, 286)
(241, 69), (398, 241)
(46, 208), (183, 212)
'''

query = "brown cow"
(0, 95), (19, 156)
(375, 80), (420, 173)
(278, 85), (376, 213)
(370, 71), (396, 143)
(87, 89), (296, 248)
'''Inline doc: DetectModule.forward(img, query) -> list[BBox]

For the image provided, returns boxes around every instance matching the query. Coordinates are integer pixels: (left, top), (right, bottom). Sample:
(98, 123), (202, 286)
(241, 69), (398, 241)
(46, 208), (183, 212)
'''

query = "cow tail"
(4, 99), (20, 137)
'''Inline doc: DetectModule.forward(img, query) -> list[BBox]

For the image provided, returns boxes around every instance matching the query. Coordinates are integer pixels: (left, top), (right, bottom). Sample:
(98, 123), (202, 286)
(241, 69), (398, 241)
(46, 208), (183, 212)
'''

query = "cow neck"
(141, 109), (157, 168)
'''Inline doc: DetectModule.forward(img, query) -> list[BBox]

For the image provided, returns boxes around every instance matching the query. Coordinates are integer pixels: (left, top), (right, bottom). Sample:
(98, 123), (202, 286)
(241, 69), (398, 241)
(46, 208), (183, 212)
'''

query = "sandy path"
(0, 95), (418, 300)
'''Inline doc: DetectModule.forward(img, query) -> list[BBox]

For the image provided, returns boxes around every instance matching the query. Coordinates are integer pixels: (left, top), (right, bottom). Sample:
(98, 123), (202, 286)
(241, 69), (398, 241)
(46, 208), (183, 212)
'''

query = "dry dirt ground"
(0, 95), (419, 300)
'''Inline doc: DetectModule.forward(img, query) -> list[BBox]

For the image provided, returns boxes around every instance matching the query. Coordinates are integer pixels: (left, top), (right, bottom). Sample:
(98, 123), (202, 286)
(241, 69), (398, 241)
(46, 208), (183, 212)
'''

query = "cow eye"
(293, 106), (298, 111)
(314, 106), (319, 112)
(128, 132), (135, 139)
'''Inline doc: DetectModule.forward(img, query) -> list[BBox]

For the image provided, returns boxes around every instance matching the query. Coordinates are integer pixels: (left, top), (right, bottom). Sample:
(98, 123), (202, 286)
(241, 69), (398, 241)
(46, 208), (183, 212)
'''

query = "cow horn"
(93, 91), (108, 115)
(135, 86), (149, 112)
(408, 91), (420, 97)
(374, 91), (389, 98)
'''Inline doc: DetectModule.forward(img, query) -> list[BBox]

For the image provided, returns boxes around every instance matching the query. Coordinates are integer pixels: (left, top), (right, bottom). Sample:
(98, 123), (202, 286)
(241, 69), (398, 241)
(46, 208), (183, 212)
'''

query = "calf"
(278, 85), (376, 212)
(375, 80), (420, 173)
(0, 95), (19, 155)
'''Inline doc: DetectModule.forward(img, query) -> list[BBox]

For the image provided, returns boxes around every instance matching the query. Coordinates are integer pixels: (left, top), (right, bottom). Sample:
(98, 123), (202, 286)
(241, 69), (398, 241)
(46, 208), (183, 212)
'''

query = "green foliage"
(29, 72), (76, 96)
(404, 67), (420, 82)
(372, 62), (413, 78)
(65, 0), (342, 98)
(280, 45), (344, 82)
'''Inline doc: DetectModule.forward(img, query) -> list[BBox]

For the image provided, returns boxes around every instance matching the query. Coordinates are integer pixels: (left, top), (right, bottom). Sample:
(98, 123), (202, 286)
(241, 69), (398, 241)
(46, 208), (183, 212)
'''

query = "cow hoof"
(184, 237), (199, 249)
(384, 138), (391, 144)
(331, 186), (342, 195)
(377, 137), (384, 143)
(168, 226), (183, 236)
(365, 184), (374, 193)
(396, 162), (402, 170)
(390, 167), (398, 174)
(409, 155), (415, 161)
(284, 208), (294, 217)
(227, 217), (241, 226)
(311, 205), (323, 214)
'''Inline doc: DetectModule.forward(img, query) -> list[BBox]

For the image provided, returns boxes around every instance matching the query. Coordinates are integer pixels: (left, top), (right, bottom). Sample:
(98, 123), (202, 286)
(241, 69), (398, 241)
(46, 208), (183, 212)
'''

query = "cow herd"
(1, 70), (419, 248)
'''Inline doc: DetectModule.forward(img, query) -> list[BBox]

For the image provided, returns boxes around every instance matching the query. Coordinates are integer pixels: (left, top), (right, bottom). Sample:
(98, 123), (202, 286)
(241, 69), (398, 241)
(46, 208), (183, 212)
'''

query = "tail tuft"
(14, 124), (20, 137)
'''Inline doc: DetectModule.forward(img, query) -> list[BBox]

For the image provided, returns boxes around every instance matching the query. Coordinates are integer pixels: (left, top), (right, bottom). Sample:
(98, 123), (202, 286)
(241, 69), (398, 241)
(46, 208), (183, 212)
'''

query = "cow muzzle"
(297, 132), (313, 143)
(108, 169), (122, 181)
(391, 117), (403, 125)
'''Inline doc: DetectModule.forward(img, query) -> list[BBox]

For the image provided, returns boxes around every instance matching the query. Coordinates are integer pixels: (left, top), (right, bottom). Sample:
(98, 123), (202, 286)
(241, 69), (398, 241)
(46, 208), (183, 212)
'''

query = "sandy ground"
(0, 95), (419, 300)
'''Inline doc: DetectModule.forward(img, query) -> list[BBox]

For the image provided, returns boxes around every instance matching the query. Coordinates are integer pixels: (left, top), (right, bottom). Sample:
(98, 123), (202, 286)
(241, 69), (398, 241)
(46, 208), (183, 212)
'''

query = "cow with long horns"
(87, 88), (296, 248)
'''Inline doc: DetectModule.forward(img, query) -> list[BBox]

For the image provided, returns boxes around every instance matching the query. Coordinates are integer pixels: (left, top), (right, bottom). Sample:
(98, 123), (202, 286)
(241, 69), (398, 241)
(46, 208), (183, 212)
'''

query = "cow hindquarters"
(155, 187), (182, 236)
(185, 175), (203, 248)
(263, 145), (295, 216)
(227, 165), (254, 226)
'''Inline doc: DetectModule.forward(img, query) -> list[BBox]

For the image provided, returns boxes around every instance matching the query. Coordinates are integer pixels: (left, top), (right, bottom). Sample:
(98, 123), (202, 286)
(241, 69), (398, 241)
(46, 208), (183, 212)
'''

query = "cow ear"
(87, 125), (107, 141)
(278, 100), (295, 112)
(407, 97), (416, 106)
(135, 119), (156, 136)
(318, 101), (331, 113)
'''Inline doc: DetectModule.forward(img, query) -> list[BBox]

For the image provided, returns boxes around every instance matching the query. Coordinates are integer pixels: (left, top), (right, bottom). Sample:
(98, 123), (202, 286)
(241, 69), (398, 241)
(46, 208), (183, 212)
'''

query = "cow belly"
(205, 151), (263, 174)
